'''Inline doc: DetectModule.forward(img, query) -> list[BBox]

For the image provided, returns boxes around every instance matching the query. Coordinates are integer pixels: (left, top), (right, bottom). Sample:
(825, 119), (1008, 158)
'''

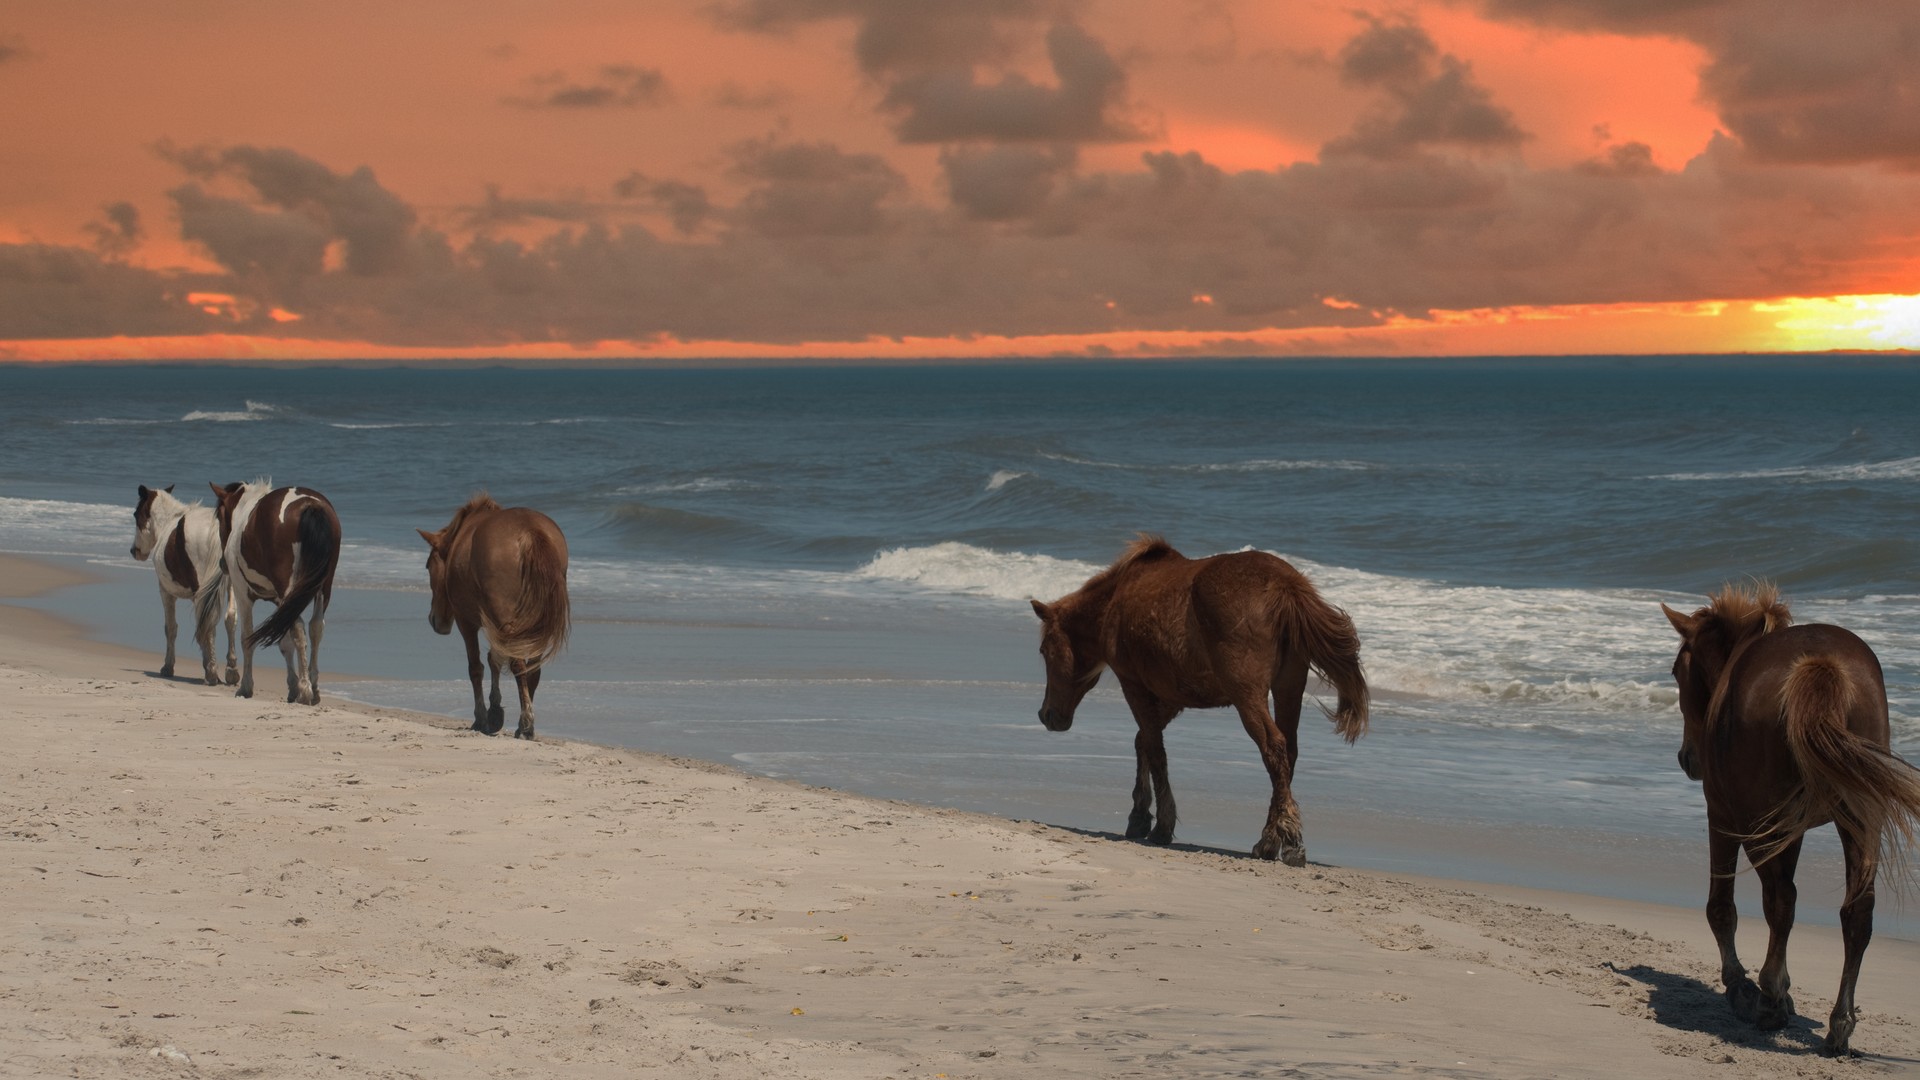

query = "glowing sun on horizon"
(1762, 294), (1920, 352)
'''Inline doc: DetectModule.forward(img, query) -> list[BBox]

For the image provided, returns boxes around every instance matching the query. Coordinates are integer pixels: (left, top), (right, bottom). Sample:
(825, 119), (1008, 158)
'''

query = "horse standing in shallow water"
(1031, 537), (1368, 866)
(129, 484), (237, 685)
(418, 495), (570, 740)
(209, 480), (341, 705)
(1663, 584), (1920, 1056)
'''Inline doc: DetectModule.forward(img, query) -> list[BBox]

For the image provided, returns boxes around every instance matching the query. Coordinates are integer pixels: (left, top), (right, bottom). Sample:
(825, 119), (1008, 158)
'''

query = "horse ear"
(138, 484), (150, 498)
(417, 528), (442, 551)
(209, 482), (226, 499)
(164, 484), (174, 493)
(1030, 599), (1051, 621)
(1661, 603), (1698, 638)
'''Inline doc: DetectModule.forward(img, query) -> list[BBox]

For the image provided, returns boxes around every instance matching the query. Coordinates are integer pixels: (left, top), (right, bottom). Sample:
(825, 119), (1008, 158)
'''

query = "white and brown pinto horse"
(129, 484), (237, 685)
(209, 479), (341, 705)
(418, 494), (570, 740)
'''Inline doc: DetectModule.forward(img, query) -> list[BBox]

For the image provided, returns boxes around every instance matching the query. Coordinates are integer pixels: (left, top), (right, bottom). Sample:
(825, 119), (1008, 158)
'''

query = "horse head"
(129, 483), (174, 560)
(416, 527), (454, 635)
(1662, 583), (1792, 781)
(207, 481), (247, 544)
(1031, 598), (1103, 731)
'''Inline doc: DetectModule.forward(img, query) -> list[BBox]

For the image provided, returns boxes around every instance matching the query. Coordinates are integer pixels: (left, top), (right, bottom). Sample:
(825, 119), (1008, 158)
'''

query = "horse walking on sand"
(418, 495), (570, 740)
(129, 484), (237, 686)
(209, 479), (341, 705)
(1663, 584), (1920, 1055)
(1030, 537), (1368, 866)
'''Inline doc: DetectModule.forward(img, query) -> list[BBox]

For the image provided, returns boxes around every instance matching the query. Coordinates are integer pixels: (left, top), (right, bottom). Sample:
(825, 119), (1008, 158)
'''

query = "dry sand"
(4, 554), (1919, 1078)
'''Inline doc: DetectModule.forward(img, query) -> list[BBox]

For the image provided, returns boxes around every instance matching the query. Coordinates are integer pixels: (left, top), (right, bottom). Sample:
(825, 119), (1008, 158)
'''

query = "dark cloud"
(613, 172), (714, 235)
(0, 243), (215, 339)
(509, 65), (671, 109)
(84, 202), (143, 258)
(162, 144), (418, 276)
(1477, 1), (1920, 168)
(886, 22), (1147, 144)
(0, 34), (29, 65)
(714, 2), (1144, 145)
(1577, 141), (1661, 177)
(464, 186), (608, 230)
(711, 80), (793, 109)
(1324, 17), (1527, 159)
(941, 145), (1077, 220)
(726, 137), (906, 236)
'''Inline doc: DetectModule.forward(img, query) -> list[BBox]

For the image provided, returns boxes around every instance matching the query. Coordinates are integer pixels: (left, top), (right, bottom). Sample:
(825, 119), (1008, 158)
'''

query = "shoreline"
(5, 553), (1920, 1075)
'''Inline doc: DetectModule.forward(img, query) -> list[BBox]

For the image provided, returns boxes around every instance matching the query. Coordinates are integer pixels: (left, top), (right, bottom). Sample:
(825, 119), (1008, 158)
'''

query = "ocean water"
(3, 358), (1918, 929)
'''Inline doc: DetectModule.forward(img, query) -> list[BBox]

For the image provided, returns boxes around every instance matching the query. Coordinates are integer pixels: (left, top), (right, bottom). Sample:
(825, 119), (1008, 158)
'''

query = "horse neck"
(1057, 579), (1121, 659)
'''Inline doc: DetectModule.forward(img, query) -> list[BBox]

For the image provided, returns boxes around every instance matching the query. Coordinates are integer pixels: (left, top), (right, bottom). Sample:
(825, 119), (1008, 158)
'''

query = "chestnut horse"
(129, 484), (237, 685)
(1663, 584), (1920, 1055)
(1031, 537), (1368, 866)
(418, 495), (570, 740)
(209, 479), (341, 705)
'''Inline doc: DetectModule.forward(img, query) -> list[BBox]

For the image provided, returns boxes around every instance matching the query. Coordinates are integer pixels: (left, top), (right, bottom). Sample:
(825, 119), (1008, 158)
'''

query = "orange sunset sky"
(3, 0), (1919, 361)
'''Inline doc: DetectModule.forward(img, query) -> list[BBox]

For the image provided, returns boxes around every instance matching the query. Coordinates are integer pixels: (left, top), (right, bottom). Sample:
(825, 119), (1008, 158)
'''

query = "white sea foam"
(65, 418), (165, 426)
(0, 495), (136, 554)
(985, 470), (1027, 492)
(329, 420), (457, 430)
(855, 542), (1101, 601)
(182, 400), (281, 423)
(1652, 456), (1920, 483)
(1179, 459), (1375, 473)
(616, 478), (756, 495)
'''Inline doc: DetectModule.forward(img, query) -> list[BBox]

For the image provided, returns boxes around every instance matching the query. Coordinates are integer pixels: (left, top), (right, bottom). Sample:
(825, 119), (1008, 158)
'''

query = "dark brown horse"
(1031, 537), (1368, 866)
(1663, 584), (1920, 1055)
(209, 480), (341, 705)
(418, 495), (570, 740)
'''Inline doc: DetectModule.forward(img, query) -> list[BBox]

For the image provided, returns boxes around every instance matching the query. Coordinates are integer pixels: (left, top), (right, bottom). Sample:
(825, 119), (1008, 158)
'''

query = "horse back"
(1104, 549), (1298, 705)
(458, 508), (568, 608)
(234, 487), (337, 598)
(1725, 624), (1888, 741)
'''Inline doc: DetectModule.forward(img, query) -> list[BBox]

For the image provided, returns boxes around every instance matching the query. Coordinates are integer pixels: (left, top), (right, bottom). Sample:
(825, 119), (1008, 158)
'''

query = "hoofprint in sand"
(1, 586), (1917, 1076)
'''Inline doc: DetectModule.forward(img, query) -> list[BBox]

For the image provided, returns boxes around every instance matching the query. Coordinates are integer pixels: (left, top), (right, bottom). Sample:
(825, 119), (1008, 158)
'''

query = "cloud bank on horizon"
(2, 0), (1918, 356)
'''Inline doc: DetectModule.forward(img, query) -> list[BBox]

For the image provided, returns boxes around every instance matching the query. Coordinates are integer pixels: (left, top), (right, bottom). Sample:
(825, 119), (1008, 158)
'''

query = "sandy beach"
(4, 553), (1919, 1079)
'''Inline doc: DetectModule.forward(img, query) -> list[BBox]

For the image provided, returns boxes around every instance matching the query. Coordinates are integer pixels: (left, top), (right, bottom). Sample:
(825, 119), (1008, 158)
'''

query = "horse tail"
(1766, 654), (1920, 897)
(192, 559), (228, 639)
(482, 527), (570, 672)
(1271, 583), (1369, 743)
(246, 505), (339, 649)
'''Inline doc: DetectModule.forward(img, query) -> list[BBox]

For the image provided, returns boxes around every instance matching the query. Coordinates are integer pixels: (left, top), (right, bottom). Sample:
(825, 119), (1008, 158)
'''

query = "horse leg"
(304, 597), (325, 705)
(459, 624), (489, 732)
(1268, 654), (1310, 866)
(510, 659), (537, 740)
(485, 647), (507, 735)
(1706, 827), (1759, 1020)
(1825, 824), (1877, 1056)
(222, 588), (240, 685)
(1120, 684), (1177, 844)
(234, 589), (256, 699)
(193, 591), (220, 685)
(159, 588), (178, 678)
(279, 620), (308, 704)
(1748, 834), (1804, 1030)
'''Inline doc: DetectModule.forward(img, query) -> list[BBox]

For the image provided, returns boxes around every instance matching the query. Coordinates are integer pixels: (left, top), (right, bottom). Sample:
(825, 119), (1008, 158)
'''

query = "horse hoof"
(1755, 993), (1793, 1031)
(160, 665), (175, 678)
(1724, 977), (1761, 1022)
(1281, 846), (1308, 868)
(224, 669), (239, 686)
(1125, 817), (1153, 840)
(515, 729), (536, 741)
(236, 686), (253, 699)
(203, 672), (220, 686)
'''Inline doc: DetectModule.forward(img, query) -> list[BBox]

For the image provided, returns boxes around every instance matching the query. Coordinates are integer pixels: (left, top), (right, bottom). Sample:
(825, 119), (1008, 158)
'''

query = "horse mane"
(442, 492), (504, 538)
(1079, 534), (1178, 591)
(1695, 581), (1793, 739)
(1696, 580), (1793, 647)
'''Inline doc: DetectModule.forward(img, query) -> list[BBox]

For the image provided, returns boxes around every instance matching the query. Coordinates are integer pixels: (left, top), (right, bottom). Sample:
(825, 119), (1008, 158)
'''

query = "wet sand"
(3, 552), (1918, 1078)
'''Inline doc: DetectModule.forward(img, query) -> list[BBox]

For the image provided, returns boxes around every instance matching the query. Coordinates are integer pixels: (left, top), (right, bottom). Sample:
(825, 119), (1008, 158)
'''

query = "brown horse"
(418, 495), (570, 740)
(209, 480), (341, 705)
(1031, 537), (1368, 866)
(1663, 584), (1920, 1055)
